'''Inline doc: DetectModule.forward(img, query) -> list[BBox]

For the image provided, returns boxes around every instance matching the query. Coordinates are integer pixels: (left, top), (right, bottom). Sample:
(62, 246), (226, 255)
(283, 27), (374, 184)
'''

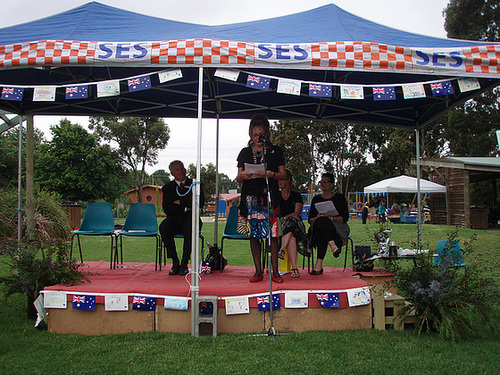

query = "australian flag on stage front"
(132, 295), (156, 311)
(65, 85), (88, 100)
(372, 86), (396, 101)
(316, 293), (340, 308)
(309, 83), (332, 98)
(246, 74), (270, 91)
(257, 294), (281, 311)
(72, 295), (96, 310)
(430, 81), (454, 96)
(128, 76), (151, 92)
(1, 87), (24, 101)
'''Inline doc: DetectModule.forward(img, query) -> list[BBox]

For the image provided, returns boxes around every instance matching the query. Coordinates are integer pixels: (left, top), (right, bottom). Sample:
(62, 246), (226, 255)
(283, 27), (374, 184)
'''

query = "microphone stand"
(261, 139), (276, 338)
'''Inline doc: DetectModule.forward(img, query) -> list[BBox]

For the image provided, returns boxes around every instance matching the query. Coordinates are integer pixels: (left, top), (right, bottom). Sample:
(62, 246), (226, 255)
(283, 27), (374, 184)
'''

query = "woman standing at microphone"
(236, 113), (286, 283)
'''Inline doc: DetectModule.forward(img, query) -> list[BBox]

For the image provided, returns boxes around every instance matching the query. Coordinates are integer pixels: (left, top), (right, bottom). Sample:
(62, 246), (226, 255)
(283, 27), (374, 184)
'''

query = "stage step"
(372, 287), (417, 330)
(194, 296), (218, 337)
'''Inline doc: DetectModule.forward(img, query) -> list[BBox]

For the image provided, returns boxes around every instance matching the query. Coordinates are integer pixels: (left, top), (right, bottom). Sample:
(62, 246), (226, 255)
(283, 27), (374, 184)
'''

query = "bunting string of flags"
(0, 66), (482, 104)
(41, 287), (371, 317)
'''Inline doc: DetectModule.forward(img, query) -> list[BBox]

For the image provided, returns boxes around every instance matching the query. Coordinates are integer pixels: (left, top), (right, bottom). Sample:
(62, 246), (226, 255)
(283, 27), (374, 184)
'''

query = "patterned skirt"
(245, 194), (281, 239)
(281, 216), (312, 256)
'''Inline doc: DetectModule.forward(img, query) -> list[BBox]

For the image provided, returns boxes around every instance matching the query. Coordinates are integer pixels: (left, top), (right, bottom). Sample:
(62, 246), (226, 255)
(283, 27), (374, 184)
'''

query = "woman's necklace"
(252, 145), (264, 164)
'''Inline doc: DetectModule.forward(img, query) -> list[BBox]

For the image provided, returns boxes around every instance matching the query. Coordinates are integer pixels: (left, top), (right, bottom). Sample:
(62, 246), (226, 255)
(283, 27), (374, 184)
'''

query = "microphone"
(258, 135), (267, 143)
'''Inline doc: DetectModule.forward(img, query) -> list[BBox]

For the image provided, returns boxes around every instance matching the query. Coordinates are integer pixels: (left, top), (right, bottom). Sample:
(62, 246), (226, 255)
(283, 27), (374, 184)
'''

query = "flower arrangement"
(387, 230), (499, 340)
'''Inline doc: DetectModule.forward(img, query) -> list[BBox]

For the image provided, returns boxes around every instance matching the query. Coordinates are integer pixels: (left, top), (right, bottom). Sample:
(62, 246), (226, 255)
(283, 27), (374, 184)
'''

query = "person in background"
(236, 113), (286, 283)
(159, 160), (205, 276)
(378, 199), (387, 223)
(361, 202), (369, 224)
(391, 201), (401, 215)
(278, 169), (309, 278)
(307, 172), (350, 275)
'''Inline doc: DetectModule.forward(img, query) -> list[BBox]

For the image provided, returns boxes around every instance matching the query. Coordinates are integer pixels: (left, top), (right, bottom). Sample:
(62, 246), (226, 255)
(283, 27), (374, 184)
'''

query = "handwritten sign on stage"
(224, 296), (249, 315)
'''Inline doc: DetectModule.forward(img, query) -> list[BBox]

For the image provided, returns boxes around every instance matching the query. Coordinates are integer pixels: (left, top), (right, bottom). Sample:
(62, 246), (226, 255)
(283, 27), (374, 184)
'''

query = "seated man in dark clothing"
(159, 160), (205, 276)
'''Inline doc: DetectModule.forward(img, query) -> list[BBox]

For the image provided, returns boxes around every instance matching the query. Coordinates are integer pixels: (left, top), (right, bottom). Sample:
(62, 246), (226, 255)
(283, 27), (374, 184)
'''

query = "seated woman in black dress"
(307, 172), (350, 275)
(278, 169), (309, 278)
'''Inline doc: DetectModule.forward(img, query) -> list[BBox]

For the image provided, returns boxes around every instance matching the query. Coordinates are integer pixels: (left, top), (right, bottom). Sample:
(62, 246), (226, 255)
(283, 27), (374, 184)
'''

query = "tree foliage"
(187, 163), (237, 202)
(35, 119), (125, 202)
(89, 116), (170, 202)
(0, 127), (43, 187)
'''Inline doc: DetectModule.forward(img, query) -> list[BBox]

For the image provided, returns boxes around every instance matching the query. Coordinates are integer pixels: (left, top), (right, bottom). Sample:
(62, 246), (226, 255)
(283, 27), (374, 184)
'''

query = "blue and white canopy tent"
(1, 2), (499, 334)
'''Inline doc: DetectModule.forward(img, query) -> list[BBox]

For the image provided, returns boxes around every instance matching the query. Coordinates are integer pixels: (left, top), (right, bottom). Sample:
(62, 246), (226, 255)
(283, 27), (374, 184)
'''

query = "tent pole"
(17, 117), (24, 250)
(26, 115), (35, 241)
(214, 114), (220, 245)
(415, 126), (422, 250)
(191, 67), (203, 336)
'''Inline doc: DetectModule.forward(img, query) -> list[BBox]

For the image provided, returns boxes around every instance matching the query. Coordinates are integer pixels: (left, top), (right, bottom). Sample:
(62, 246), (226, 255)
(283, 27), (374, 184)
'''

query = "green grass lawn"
(0, 219), (499, 374)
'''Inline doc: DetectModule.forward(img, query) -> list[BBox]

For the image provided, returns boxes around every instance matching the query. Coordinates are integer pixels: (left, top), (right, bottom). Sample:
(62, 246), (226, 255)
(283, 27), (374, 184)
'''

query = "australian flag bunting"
(246, 74), (270, 91)
(128, 76), (151, 92)
(256, 294), (281, 311)
(65, 85), (88, 100)
(316, 293), (340, 308)
(372, 86), (396, 101)
(1, 87), (24, 101)
(430, 81), (454, 96)
(309, 83), (332, 98)
(72, 295), (96, 311)
(200, 261), (211, 274)
(132, 295), (156, 311)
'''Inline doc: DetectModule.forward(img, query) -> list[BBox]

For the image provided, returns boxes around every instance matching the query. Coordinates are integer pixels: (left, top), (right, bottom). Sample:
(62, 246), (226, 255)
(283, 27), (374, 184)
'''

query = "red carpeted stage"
(42, 261), (393, 335)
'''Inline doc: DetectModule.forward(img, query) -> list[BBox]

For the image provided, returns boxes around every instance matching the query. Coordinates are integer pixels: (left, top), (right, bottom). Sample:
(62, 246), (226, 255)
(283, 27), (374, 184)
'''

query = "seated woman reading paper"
(307, 172), (350, 275)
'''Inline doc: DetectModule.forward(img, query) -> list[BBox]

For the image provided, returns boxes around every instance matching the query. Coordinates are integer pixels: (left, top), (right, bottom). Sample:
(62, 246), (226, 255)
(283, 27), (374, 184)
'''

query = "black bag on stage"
(353, 245), (374, 272)
(205, 243), (227, 271)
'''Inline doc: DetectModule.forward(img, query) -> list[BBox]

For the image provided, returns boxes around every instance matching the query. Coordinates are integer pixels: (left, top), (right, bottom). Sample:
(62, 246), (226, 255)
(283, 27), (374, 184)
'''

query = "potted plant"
(0, 240), (88, 319)
(387, 230), (498, 340)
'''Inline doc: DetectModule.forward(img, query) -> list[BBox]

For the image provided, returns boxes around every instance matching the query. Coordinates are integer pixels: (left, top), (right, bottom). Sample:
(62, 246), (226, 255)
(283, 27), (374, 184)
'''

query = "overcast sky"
(0, 0), (451, 179)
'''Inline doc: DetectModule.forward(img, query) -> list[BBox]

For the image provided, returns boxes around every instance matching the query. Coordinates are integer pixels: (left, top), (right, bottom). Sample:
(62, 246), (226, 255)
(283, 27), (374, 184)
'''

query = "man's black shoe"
(178, 264), (189, 276)
(169, 263), (180, 275)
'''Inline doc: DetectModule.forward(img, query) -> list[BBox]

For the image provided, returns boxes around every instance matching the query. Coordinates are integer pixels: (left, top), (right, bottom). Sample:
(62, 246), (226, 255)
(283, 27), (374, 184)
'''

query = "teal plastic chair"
(70, 202), (116, 268)
(116, 203), (160, 270)
(433, 240), (465, 267)
(219, 206), (251, 270)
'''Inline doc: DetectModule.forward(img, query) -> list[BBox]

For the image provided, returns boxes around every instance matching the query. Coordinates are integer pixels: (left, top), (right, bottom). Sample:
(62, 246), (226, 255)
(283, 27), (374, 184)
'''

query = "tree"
(35, 119), (125, 202)
(0, 127), (43, 187)
(444, 0), (500, 42)
(89, 117), (170, 203)
(150, 169), (170, 187)
(186, 163), (235, 201)
(441, 0), (500, 158)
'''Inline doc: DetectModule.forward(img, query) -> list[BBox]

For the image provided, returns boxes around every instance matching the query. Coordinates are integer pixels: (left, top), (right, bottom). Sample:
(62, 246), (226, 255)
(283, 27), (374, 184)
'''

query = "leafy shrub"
(0, 241), (88, 302)
(388, 230), (499, 340)
(0, 187), (70, 241)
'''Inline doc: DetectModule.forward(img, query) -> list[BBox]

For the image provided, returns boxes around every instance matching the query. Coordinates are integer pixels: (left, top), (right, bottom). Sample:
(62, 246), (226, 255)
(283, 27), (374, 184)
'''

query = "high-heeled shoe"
(271, 274), (284, 283)
(310, 269), (323, 275)
(250, 273), (264, 282)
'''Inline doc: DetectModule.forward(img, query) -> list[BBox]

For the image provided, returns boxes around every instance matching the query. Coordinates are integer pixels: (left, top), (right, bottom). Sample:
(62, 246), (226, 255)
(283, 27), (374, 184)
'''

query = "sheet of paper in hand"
(315, 200), (339, 217)
(244, 163), (266, 178)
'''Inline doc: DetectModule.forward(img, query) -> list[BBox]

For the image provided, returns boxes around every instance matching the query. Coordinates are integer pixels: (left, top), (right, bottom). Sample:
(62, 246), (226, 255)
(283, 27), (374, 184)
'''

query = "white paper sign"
(164, 297), (189, 311)
(97, 80), (120, 97)
(43, 291), (67, 309)
(33, 86), (56, 101)
(214, 68), (240, 81)
(347, 287), (371, 307)
(457, 77), (480, 92)
(340, 85), (364, 99)
(277, 79), (302, 96)
(105, 294), (129, 311)
(284, 291), (308, 308)
(224, 296), (249, 315)
(402, 83), (426, 99)
(158, 69), (183, 83)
